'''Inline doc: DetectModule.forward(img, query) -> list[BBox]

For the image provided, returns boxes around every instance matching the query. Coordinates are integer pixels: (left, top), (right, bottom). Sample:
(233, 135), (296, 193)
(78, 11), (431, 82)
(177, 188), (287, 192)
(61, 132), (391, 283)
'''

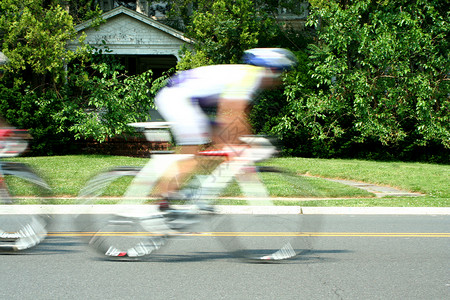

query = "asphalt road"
(1, 214), (449, 299)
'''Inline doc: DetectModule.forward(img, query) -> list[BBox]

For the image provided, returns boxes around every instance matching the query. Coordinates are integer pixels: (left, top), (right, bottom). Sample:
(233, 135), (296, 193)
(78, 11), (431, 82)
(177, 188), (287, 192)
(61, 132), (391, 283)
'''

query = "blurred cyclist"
(154, 48), (297, 206)
(0, 51), (29, 157)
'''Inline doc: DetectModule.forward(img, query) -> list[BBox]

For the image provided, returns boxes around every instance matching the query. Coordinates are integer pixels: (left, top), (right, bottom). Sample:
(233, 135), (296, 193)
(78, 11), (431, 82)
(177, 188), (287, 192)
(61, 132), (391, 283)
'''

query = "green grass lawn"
(6, 155), (450, 207)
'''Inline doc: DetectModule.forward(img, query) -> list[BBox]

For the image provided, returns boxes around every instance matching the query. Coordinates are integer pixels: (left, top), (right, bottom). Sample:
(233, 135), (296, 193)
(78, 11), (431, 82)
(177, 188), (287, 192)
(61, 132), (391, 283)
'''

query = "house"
(67, 2), (309, 77)
(66, 2), (308, 156)
(67, 5), (193, 77)
(67, 5), (193, 155)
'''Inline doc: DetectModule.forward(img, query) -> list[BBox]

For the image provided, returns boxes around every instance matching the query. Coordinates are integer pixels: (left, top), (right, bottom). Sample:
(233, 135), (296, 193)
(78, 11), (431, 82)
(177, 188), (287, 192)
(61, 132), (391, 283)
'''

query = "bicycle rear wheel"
(209, 166), (322, 262)
(76, 167), (170, 260)
(0, 162), (51, 252)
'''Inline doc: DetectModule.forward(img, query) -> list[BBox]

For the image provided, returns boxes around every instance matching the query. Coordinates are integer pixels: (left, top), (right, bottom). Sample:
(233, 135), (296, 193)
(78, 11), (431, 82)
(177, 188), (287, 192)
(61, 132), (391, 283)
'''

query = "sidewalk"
(1, 176), (446, 215)
(303, 175), (425, 198)
(1, 204), (449, 215)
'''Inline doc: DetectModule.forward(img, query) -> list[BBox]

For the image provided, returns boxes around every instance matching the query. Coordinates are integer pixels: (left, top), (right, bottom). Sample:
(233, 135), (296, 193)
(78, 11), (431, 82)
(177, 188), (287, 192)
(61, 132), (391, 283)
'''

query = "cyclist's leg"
(76, 87), (211, 258)
(154, 87), (211, 198)
(155, 87), (211, 146)
(151, 146), (200, 200)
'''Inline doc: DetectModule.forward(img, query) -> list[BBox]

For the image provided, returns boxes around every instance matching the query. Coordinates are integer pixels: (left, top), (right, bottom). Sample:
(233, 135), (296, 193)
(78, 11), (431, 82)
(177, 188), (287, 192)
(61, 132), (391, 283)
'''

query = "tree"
(0, 0), (161, 154)
(58, 50), (166, 142)
(176, 0), (265, 69)
(173, 0), (309, 69)
(0, 0), (85, 85)
(66, 0), (104, 24)
(275, 0), (449, 160)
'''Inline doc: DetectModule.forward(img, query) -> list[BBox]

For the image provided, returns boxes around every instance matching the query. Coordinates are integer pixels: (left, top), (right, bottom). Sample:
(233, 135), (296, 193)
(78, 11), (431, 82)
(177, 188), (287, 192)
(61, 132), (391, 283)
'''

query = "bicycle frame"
(121, 124), (277, 211)
(79, 123), (308, 261)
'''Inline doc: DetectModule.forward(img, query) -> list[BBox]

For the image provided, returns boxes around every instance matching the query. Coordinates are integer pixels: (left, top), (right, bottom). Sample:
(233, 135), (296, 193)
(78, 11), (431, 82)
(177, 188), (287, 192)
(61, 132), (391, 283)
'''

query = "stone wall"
(80, 135), (171, 157)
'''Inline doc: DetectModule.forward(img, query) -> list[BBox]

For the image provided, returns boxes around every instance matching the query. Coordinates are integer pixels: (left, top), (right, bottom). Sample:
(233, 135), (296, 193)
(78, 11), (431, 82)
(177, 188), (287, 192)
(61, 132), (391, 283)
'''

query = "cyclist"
(154, 48), (297, 207)
(0, 52), (29, 155)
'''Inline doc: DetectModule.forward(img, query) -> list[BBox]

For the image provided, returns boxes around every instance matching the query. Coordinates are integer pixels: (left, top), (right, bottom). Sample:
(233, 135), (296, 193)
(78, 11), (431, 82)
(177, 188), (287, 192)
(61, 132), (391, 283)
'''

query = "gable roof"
(67, 6), (193, 58)
(75, 6), (192, 44)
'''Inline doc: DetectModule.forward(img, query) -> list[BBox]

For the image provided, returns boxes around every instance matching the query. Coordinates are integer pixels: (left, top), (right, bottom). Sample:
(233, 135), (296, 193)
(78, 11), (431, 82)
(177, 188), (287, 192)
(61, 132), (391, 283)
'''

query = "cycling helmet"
(242, 48), (298, 72)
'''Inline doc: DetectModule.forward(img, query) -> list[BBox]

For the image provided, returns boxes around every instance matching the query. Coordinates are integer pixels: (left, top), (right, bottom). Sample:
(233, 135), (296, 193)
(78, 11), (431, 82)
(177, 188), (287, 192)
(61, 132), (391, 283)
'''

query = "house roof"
(68, 6), (193, 58)
(75, 6), (192, 44)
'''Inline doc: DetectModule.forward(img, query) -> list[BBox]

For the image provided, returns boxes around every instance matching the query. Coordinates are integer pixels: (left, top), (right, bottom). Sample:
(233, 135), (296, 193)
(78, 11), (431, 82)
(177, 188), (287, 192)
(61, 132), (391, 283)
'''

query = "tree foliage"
(0, 0), (448, 162)
(59, 49), (166, 142)
(175, 0), (292, 69)
(65, 0), (104, 24)
(0, 0), (162, 154)
(273, 0), (449, 160)
(0, 0), (83, 85)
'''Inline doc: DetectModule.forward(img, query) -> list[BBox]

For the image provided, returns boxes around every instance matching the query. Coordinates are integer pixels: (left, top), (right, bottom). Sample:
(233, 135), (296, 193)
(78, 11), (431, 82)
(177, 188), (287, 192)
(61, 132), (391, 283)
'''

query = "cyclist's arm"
(212, 66), (265, 148)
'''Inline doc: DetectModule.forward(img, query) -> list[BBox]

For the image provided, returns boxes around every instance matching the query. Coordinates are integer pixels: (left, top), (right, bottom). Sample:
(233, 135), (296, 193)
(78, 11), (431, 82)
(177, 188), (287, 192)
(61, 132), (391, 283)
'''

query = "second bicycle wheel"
(209, 166), (322, 262)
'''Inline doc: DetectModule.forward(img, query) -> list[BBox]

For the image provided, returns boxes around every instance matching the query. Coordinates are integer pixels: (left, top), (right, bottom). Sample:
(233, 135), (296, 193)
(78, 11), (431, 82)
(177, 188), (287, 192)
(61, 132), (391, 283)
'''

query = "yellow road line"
(46, 232), (450, 237)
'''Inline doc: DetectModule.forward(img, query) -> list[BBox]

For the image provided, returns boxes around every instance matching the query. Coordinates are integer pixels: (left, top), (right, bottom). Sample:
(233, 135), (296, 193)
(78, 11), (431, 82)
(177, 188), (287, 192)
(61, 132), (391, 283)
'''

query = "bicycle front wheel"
(209, 166), (322, 262)
(0, 162), (51, 252)
(76, 167), (169, 260)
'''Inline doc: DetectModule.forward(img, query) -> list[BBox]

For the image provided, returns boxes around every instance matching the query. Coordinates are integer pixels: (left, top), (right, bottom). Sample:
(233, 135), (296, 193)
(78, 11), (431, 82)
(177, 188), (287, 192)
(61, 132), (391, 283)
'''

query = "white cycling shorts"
(155, 87), (211, 145)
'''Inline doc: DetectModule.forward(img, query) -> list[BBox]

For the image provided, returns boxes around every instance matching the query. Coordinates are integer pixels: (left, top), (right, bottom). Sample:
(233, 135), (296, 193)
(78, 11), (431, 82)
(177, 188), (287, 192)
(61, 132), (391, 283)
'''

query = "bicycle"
(0, 129), (52, 252)
(77, 122), (319, 261)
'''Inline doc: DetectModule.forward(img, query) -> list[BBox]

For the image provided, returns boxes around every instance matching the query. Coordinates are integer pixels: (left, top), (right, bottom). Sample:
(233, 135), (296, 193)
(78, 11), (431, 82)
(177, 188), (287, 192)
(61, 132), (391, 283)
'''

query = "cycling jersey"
(155, 64), (266, 145)
(167, 64), (265, 101)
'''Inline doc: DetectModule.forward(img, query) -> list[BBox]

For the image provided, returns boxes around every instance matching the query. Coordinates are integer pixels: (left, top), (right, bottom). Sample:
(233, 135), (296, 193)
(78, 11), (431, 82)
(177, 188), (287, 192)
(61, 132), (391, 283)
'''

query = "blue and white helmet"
(242, 48), (297, 72)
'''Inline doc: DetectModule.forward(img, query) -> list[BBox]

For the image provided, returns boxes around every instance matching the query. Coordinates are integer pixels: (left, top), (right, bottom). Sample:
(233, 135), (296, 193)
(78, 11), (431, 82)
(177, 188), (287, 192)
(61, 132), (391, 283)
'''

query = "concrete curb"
(1, 205), (449, 215)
